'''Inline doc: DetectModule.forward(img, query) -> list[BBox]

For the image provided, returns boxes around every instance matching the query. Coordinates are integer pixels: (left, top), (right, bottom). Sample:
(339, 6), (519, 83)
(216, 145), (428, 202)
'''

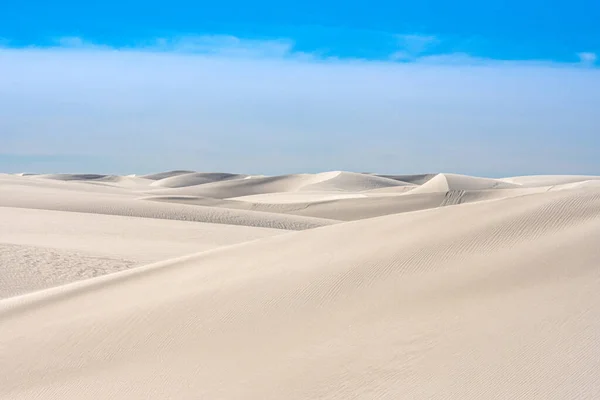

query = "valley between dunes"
(1, 170), (600, 399)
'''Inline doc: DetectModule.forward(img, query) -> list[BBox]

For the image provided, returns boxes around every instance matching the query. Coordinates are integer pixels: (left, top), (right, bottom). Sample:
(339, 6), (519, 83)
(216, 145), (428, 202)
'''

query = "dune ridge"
(1, 170), (600, 399)
(0, 184), (336, 230)
(407, 173), (521, 194)
(150, 172), (248, 188)
(1, 184), (599, 399)
(0, 206), (283, 297)
(147, 170), (407, 199)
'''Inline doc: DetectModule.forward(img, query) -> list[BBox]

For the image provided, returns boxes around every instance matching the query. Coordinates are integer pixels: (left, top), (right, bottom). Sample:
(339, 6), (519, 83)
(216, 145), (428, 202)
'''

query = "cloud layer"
(1, 36), (599, 176)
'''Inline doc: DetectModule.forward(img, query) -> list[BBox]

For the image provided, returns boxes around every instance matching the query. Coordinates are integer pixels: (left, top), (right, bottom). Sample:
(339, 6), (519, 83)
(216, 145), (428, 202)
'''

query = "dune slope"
(150, 172), (248, 188)
(2, 187), (599, 399)
(0, 206), (283, 298)
(408, 173), (521, 195)
(0, 184), (336, 230)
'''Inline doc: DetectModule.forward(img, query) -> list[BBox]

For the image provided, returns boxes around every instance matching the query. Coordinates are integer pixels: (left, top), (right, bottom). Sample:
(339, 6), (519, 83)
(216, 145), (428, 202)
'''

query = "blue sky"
(3, 0), (600, 62)
(1, 0), (599, 175)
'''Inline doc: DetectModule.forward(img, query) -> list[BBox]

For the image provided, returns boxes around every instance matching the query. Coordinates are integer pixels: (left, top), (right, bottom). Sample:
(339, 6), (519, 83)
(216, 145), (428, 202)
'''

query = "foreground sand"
(1, 171), (600, 399)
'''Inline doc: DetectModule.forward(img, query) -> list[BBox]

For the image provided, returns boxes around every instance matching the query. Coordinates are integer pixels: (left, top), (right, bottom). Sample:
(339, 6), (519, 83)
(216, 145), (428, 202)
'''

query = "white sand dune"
(408, 172), (521, 195)
(2, 171), (600, 399)
(139, 170), (196, 180)
(149, 171), (407, 199)
(363, 185), (418, 194)
(35, 173), (111, 181)
(373, 173), (437, 185)
(0, 206), (282, 298)
(298, 171), (411, 192)
(148, 173), (323, 198)
(1, 173), (141, 195)
(549, 179), (600, 191)
(501, 174), (600, 187)
(150, 172), (248, 188)
(147, 192), (448, 221)
(229, 191), (368, 204)
(1, 184), (600, 399)
(0, 184), (335, 230)
(32, 174), (155, 189)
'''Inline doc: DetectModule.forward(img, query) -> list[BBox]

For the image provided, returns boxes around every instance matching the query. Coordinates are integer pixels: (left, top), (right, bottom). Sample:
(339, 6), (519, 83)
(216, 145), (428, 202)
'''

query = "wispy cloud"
(50, 35), (313, 60)
(53, 36), (112, 50)
(12, 34), (600, 69)
(151, 35), (297, 58)
(578, 52), (597, 66)
(396, 34), (438, 53)
(390, 34), (439, 61)
(56, 36), (89, 48)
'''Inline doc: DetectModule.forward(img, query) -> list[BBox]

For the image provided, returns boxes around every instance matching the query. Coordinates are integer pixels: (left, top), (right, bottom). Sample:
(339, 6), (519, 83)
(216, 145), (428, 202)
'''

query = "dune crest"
(1, 170), (600, 399)
(150, 172), (248, 188)
(408, 173), (521, 195)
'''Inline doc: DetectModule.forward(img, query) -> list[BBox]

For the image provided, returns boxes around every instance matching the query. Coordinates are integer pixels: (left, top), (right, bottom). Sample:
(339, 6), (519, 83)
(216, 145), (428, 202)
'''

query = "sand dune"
(150, 172), (248, 188)
(0, 206), (282, 298)
(35, 173), (111, 181)
(297, 171), (410, 192)
(229, 191), (368, 204)
(148, 171), (407, 199)
(363, 185), (418, 194)
(148, 174), (320, 198)
(139, 170), (195, 180)
(1, 182), (599, 399)
(0, 183), (335, 230)
(32, 174), (155, 189)
(147, 192), (448, 221)
(1, 171), (600, 399)
(374, 173), (437, 185)
(408, 173), (521, 195)
(0, 173), (142, 195)
(549, 179), (600, 191)
(501, 174), (600, 187)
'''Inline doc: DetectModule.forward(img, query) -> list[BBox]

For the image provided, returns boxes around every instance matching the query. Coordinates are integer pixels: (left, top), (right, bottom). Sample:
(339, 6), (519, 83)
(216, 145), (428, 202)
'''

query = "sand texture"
(1, 171), (600, 399)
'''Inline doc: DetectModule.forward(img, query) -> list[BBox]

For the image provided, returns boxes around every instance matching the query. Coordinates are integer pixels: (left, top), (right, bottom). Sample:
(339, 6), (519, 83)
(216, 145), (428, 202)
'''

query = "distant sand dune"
(35, 173), (110, 181)
(150, 172), (248, 188)
(363, 185), (418, 194)
(148, 171), (407, 199)
(0, 185), (336, 230)
(146, 192), (448, 221)
(408, 173), (521, 194)
(374, 173), (437, 185)
(549, 179), (600, 191)
(139, 170), (195, 180)
(228, 191), (368, 204)
(1, 174), (141, 194)
(500, 174), (600, 187)
(148, 174), (318, 198)
(298, 171), (410, 192)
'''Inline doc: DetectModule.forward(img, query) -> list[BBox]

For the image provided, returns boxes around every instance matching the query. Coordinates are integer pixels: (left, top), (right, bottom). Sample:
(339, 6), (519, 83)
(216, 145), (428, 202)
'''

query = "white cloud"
(391, 34), (438, 60)
(389, 51), (412, 61)
(56, 36), (86, 47)
(0, 39), (599, 176)
(414, 52), (489, 65)
(51, 35), (307, 59)
(53, 36), (111, 50)
(150, 35), (296, 58)
(396, 34), (438, 53)
(577, 52), (597, 66)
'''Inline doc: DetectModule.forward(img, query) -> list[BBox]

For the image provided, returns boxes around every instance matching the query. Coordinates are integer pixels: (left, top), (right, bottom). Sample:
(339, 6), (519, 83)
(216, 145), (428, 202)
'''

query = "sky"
(1, 0), (599, 176)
